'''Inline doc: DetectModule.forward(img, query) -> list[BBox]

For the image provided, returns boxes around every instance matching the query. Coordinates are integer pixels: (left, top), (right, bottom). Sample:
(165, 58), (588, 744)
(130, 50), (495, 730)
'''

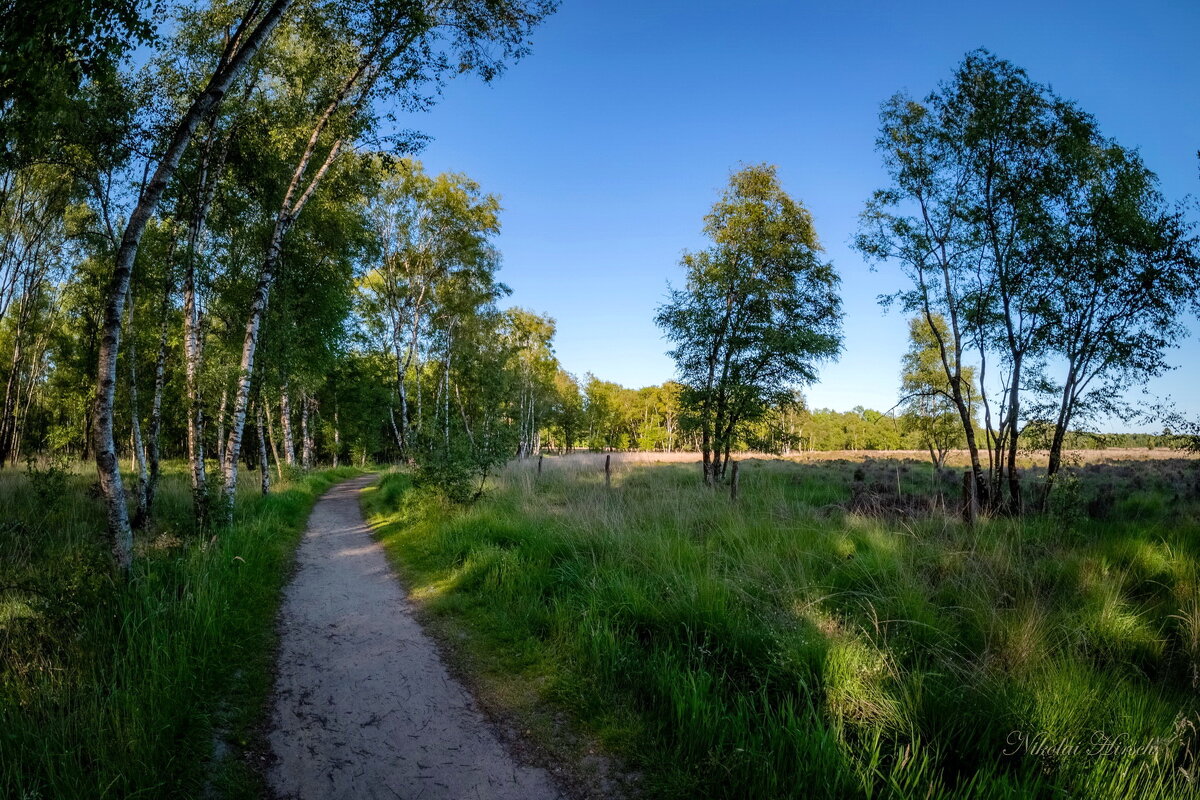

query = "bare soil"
(267, 474), (564, 800)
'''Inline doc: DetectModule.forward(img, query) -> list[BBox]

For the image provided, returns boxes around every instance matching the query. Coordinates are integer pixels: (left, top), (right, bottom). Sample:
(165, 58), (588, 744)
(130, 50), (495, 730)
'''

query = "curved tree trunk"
(91, 0), (294, 570)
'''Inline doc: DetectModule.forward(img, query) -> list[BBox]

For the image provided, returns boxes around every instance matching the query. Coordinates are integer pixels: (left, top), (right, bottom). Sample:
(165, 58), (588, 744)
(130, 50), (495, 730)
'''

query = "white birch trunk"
(183, 240), (207, 529)
(216, 386), (228, 471)
(146, 263), (171, 516)
(280, 384), (295, 466)
(220, 45), (387, 519)
(92, 0), (294, 570)
(300, 391), (313, 469)
(256, 401), (270, 495)
(332, 407), (340, 468)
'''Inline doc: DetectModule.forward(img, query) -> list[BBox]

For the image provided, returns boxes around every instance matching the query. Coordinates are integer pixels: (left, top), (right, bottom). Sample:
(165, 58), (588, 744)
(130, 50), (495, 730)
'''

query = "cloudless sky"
(406, 0), (1199, 429)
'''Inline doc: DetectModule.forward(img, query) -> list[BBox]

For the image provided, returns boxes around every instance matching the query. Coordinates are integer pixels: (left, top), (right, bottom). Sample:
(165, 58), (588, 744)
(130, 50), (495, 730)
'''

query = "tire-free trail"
(267, 474), (562, 800)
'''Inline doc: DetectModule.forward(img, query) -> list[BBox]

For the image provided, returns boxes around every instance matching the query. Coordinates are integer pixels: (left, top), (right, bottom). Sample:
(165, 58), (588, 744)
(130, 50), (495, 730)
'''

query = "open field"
(366, 453), (1200, 799)
(548, 447), (1199, 467)
(0, 462), (361, 799)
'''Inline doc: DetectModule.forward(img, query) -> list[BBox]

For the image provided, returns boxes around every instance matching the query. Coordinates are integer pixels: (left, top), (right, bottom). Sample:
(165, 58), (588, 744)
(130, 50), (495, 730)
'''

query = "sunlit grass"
(366, 454), (1200, 799)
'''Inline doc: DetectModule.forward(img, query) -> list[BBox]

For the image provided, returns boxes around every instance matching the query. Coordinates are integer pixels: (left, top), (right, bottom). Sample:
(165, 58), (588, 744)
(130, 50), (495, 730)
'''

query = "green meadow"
(365, 454), (1200, 799)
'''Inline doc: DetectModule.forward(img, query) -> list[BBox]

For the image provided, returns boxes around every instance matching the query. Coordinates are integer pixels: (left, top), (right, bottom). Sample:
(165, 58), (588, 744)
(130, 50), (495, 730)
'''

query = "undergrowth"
(0, 462), (361, 799)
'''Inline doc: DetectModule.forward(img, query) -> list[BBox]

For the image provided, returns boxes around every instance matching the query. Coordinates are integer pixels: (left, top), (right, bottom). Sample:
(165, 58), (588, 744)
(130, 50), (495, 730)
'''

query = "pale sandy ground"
(267, 474), (563, 800)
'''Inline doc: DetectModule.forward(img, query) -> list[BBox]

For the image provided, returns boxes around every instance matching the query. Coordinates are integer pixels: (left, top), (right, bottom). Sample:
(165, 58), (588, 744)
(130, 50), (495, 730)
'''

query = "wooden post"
(537, 453), (543, 476)
(730, 460), (740, 501)
(604, 453), (611, 489)
(961, 470), (978, 526)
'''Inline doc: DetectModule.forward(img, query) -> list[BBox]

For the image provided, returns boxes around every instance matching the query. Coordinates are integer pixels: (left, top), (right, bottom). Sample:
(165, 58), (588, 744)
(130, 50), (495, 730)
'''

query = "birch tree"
(218, 0), (556, 518)
(359, 158), (502, 458)
(657, 164), (843, 486)
(1038, 143), (1200, 491)
(92, 0), (295, 572)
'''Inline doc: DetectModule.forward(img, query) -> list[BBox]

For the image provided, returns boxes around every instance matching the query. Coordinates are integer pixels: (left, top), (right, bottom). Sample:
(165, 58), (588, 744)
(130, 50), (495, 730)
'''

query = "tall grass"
(0, 461), (361, 799)
(365, 455), (1200, 799)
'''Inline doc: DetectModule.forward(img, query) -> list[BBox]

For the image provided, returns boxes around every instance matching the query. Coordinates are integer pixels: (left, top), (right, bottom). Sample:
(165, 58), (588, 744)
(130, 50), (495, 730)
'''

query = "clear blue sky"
(409, 0), (1199, 429)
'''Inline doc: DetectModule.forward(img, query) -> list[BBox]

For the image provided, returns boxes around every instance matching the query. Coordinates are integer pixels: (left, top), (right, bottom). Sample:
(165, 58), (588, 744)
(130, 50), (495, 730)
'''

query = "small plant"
(412, 426), (515, 504)
(1044, 469), (1086, 529)
(23, 455), (70, 509)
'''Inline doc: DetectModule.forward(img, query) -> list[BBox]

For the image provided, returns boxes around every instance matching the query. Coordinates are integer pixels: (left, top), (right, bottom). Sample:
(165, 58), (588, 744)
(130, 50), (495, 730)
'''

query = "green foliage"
(21, 454), (70, 507)
(899, 314), (977, 466)
(0, 0), (154, 166)
(858, 48), (1200, 505)
(657, 164), (842, 482)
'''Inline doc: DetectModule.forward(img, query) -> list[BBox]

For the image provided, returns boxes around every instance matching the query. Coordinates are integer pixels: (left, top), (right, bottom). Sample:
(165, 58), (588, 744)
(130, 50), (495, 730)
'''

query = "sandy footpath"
(267, 474), (563, 800)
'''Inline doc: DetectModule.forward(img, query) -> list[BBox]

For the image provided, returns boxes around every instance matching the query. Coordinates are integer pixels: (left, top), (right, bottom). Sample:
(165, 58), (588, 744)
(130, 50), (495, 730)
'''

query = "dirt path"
(267, 474), (563, 800)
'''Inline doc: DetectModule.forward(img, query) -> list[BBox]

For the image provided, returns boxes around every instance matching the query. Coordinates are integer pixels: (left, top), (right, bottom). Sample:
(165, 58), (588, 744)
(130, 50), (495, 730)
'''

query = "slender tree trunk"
(443, 327), (452, 452)
(145, 260), (172, 516)
(183, 239), (207, 530)
(125, 293), (150, 528)
(389, 405), (402, 453)
(332, 407), (340, 468)
(242, 421), (257, 471)
(216, 386), (228, 470)
(0, 280), (38, 468)
(10, 324), (48, 464)
(220, 238), (281, 514)
(415, 349), (423, 436)
(1043, 364), (1080, 508)
(256, 400), (270, 495)
(264, 395), (283, 484)
(701, 419), (714, 486)
(280, 384), (294, 465)
(922, 262), (989, 510)
(1005, 356), (1023, 513)
(300, 391), (313, 469)
(0, 302), (26, 468)
(91, 0), (295, 571)
(129, 355), (149, 528)
(12, 335), (47, 464)
(395, 300), (423, 459)
(222, 43), (391, 519)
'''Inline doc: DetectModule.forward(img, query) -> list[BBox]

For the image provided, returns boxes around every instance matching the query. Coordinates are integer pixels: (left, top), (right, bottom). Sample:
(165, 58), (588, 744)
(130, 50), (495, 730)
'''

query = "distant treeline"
(544, 378), (1179, 454)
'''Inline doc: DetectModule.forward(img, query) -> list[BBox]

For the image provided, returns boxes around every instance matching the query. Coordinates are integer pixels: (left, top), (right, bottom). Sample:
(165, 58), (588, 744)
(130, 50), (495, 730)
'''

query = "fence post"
(537, 453), (543, 476)
(961, 470), (978, 526)
(730, 460), (740, 502)
(605, 453), (611, 489)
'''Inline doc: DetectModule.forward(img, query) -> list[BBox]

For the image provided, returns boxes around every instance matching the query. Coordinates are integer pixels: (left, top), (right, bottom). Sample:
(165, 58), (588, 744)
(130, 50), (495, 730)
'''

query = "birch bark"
(256, 401), (270, 495)
(93, 0), (294, 570)
(280, 385), (294, 465)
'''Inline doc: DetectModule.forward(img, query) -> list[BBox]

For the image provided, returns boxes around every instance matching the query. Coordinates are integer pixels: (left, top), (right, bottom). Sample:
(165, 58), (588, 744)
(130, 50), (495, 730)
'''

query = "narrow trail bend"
(267, 474), (563, 800)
